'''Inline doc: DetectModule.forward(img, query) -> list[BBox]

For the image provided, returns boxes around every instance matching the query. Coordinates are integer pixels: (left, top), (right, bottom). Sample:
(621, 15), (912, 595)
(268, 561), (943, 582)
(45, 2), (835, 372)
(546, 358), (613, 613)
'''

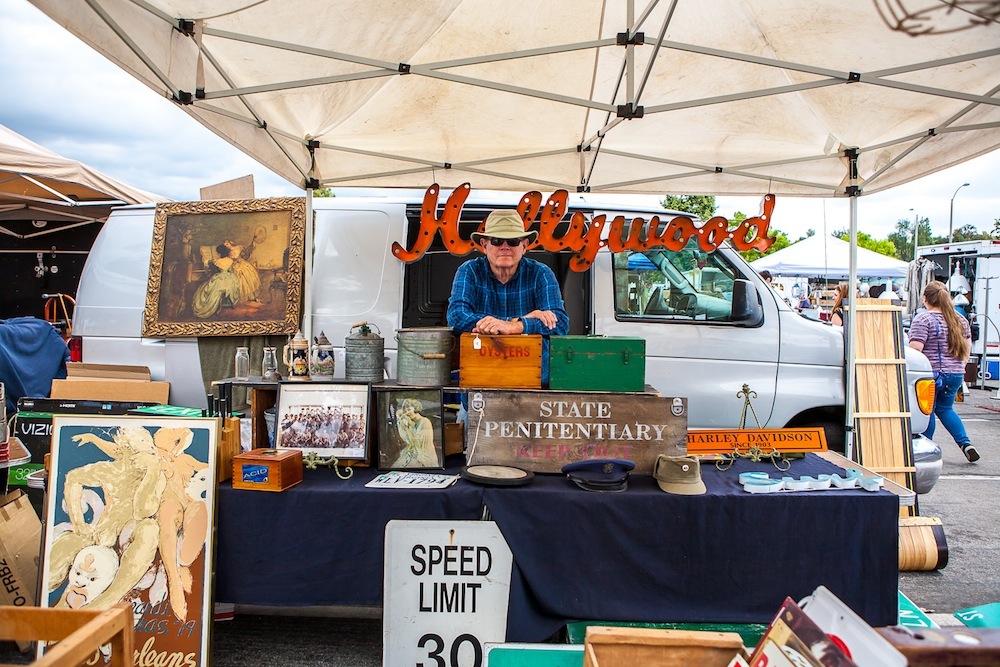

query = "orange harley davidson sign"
(391, 183), (776, 271)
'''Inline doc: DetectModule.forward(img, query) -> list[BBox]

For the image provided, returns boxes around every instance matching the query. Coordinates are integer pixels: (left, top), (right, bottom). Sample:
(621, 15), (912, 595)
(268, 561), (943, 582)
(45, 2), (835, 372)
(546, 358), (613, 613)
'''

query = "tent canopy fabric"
(27, 0), (1000, 197)
(751, 234), (909, 279)
(0, 124), (164, 231)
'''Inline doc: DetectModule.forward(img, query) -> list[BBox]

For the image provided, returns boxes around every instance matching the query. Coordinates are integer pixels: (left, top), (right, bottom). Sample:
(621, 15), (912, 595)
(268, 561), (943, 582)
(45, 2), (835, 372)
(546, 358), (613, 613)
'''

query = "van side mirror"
(731, 279), (763, 326)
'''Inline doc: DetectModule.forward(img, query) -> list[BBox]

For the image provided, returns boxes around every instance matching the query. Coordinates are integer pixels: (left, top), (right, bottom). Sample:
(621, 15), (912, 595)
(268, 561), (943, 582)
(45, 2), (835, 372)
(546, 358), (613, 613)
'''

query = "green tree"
(660, 195), (716, 221)
(741, 229), (791, 263)
(887, 216), (933, 261)
(993, 218), (1000, 240)
(951, 224), (991, 242)
(313, 187), (335, 197)
(832, 229), (898, 257)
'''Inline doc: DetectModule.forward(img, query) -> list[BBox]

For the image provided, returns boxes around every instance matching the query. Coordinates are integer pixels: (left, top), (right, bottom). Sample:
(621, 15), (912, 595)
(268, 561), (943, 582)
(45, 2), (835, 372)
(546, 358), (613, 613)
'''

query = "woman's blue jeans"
(927, 372), (970, 448)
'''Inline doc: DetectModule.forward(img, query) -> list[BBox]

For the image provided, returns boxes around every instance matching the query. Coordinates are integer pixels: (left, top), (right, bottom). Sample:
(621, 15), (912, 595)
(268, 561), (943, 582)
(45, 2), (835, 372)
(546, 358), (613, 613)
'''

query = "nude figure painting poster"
(375, 388), (445, 471)
(142, 197), (305, 337)
(40, 415), (219, 666)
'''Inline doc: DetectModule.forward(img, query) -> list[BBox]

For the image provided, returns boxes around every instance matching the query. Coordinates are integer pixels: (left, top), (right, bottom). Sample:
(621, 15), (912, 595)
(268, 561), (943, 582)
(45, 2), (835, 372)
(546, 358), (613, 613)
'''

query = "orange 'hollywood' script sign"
(391, 183), (776, 272)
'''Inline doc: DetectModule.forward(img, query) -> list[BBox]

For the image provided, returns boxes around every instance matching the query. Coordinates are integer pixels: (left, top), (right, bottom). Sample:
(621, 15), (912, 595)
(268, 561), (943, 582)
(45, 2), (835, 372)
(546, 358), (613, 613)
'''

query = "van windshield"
(613, 241), (738, 322)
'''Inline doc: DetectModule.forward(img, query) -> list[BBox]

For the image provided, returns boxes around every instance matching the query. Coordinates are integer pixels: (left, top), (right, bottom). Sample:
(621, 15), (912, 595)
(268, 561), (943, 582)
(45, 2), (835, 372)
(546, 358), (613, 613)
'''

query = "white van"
(73, 191), (940, 489)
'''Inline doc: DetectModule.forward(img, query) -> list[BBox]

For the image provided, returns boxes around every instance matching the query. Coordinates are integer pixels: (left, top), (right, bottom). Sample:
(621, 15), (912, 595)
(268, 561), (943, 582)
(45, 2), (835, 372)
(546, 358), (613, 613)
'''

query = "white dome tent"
(751, 234), (908, 279)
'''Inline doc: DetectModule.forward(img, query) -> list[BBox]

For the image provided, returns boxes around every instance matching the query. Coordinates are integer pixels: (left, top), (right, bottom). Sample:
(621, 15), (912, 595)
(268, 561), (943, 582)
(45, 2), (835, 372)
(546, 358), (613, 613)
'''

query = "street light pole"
(949, 182), (971, 243)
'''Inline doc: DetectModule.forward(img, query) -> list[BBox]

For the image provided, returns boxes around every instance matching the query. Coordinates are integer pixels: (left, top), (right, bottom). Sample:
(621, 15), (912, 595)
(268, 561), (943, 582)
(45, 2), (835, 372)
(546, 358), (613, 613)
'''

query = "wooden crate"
(583, 626), (745, 667)
(232, 448), (303, 492)
(0, 603), (135, 667)
(459, 333), (542, 389)
(549, 336), (645, 392)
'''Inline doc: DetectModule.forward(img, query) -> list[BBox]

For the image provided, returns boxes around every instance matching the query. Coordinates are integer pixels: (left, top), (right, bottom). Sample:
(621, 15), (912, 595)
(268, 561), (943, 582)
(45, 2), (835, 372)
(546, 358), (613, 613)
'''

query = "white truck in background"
(916, 240), (1000, 382)
(72, 192), (942, 491)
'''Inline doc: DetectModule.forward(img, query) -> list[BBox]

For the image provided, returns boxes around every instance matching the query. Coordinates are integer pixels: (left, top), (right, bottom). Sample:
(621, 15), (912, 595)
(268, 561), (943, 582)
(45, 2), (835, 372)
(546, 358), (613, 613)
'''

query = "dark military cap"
(561, 459), (636, 493)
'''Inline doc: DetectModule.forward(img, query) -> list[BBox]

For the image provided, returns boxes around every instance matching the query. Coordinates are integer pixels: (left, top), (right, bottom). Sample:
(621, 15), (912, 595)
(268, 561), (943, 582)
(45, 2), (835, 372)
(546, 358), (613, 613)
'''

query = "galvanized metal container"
(344, 322), (385, 383)
(396, 327), (454, 386)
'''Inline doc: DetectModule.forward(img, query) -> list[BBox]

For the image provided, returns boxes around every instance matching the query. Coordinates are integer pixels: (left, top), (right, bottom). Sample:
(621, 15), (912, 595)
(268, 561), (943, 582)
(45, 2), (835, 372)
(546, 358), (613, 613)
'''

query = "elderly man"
(447, 209), (569, 337)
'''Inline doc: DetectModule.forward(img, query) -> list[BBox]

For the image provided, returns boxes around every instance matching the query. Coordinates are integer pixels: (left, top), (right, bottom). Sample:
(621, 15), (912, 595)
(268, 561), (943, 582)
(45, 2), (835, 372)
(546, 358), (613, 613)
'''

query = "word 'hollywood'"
(391, 183), (776, 271)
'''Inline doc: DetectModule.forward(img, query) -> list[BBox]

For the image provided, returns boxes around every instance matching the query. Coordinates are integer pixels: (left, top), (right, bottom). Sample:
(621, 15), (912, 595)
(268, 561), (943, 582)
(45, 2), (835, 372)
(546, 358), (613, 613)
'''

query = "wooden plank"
(0, 604), (135, 667)
(850, 299), (917, 517)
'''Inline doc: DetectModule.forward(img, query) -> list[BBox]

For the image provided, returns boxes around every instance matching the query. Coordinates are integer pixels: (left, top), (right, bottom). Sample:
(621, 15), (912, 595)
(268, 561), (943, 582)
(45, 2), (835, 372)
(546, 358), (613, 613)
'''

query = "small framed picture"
(375, 388), (445, 471)
(275, 383), (370, 462)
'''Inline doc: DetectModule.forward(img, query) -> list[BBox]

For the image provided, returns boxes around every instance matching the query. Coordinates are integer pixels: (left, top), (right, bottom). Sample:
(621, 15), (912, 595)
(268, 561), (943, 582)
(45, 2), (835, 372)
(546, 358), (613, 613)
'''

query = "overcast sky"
(2, 1), (998, 243)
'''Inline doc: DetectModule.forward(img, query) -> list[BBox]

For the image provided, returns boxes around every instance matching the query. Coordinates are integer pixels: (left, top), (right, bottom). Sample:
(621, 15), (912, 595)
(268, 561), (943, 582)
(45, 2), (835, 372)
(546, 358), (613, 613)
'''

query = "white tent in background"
(0, 124), (164, 234)
(751, 235), (908, 279)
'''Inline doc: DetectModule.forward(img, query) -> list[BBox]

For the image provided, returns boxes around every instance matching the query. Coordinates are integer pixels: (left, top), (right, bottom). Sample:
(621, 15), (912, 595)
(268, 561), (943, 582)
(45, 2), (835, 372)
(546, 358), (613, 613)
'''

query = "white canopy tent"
(26, 0), (1000, 197)
(0, 123), (163, 235)
(28, 0), (1000, 454)
(751, 234), (909, 279)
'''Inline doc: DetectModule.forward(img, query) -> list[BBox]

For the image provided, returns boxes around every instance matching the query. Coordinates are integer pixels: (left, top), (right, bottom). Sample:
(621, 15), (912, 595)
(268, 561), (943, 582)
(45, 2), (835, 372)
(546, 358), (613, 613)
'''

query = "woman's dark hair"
(924, 280), (970, 360)
(216, 244), (230, 258)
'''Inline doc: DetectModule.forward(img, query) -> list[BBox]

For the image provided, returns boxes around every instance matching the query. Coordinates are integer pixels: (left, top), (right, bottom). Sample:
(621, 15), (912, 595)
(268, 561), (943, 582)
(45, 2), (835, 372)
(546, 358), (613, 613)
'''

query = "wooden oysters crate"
(232, 448), (303, 492)
(459, 333), (542, 389)
(549, 336), (645, 392)
(582, 626), (745, 667)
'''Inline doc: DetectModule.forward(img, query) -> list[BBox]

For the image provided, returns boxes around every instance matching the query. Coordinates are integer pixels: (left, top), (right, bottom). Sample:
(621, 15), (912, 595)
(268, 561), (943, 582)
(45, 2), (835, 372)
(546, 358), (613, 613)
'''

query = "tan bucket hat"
(471, 209), (538, 245)
(653, 455), (706, 495)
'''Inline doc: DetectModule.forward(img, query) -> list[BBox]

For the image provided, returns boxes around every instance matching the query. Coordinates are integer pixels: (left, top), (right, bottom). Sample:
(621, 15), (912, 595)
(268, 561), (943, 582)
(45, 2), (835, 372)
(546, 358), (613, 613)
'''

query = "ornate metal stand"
(716, 383), (790, 472)
(303, 452), (354, 479)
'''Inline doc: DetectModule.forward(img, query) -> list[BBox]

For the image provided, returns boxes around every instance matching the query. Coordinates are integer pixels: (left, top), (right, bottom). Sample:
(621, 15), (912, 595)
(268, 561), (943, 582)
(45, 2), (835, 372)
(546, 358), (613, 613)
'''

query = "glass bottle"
(234, 346), (250, 381)
(262, 347), (280, 381)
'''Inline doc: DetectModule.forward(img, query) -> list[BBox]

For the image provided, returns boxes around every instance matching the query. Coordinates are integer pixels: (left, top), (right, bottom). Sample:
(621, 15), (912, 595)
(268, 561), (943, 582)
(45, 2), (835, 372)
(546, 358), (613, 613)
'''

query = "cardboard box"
(66, 362), (151, 380)
(549, 335), (646, 392)
(232, 448), (303, 492)
(459, 333), (542, 389)
(50, 378), (170, 404)
(0, 489), (42, 650)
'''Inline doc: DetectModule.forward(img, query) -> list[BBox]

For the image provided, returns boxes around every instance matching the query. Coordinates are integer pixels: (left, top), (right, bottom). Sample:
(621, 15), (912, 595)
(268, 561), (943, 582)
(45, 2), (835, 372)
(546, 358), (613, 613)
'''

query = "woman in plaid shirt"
(908, 281), (977, 462)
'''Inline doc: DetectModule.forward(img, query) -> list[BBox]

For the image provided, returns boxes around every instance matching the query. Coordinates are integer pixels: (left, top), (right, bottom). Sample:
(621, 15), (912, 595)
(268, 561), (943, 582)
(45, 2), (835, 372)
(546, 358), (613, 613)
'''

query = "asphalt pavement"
(899, 382), (1000, 622)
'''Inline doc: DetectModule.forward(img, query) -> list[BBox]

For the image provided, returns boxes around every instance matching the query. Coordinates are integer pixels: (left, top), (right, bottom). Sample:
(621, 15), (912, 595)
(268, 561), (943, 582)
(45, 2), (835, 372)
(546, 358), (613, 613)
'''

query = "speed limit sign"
(383, 520), (513, 667)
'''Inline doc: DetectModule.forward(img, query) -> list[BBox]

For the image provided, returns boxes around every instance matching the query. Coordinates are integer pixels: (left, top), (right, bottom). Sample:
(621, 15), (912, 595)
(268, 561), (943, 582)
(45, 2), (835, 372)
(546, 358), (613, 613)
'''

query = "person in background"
(908, 281), (978, 463)
(759, 270), (773, 285)
(829, 283), (850, 327)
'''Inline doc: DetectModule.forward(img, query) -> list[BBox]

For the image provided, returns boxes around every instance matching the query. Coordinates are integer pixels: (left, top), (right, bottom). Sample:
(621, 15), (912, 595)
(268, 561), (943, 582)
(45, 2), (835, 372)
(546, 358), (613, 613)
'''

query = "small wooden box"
(232, 448), (303, 492)
(549, 336), (646, 392)
(459, 333), (543, 389)
(583, 626), (744, 667)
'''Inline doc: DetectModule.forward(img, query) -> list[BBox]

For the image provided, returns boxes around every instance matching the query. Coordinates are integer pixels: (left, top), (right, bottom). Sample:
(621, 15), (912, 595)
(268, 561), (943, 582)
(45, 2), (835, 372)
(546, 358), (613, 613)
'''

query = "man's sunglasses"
(484, 237), (524, 247)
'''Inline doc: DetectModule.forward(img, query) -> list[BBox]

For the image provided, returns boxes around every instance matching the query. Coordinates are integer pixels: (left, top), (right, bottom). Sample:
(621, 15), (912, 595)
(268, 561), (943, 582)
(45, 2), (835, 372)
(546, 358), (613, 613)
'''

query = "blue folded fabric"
(0, 317), (70, 414)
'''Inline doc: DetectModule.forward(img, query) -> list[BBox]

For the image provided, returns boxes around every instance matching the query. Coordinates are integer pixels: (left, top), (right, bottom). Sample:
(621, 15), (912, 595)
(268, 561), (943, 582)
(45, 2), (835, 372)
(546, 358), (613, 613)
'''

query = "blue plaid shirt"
(447, 256), (570, 335)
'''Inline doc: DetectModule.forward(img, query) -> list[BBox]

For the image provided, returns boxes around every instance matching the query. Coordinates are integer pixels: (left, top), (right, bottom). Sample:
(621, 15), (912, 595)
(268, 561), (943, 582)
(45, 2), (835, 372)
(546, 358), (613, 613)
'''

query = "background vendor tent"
(751, 234), (909, 279)
(0, 123), (163, 317)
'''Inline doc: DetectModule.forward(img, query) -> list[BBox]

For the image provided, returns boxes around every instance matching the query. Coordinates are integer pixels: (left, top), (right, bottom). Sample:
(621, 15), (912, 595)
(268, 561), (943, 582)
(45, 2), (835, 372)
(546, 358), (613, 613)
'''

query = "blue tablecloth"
(214, 455), (898, 641)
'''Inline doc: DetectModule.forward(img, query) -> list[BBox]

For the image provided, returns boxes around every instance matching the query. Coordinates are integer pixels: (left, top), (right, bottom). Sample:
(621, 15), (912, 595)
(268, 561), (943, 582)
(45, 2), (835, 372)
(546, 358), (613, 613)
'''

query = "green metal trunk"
(548, 336), (646, 392)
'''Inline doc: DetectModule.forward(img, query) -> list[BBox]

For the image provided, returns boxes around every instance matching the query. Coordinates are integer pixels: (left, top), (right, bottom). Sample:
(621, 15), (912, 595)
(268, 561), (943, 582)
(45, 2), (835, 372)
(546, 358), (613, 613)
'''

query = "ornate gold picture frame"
(143, 197), (305, 337)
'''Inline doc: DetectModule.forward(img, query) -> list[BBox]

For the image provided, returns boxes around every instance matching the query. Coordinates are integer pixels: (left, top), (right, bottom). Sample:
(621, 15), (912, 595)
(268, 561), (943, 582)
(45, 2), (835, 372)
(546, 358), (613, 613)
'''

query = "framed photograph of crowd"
(275, 383), (370, 462)
(142, 197), (306, 337)
(39, 415), (219, 667)
(374, 388), (444, 471)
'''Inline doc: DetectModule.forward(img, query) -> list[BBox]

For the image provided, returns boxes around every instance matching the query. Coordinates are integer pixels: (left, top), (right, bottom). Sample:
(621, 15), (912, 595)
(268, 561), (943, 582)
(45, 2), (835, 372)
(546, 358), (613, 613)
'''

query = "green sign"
(7, 463), (44, 486)
(897, 591), (938, 628)
(955, 602), (1000, 628)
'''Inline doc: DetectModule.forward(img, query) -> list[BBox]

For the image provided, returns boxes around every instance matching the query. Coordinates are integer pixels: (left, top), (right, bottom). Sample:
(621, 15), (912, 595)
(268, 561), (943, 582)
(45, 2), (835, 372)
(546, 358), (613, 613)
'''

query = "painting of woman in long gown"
(143, 198), (304, 337)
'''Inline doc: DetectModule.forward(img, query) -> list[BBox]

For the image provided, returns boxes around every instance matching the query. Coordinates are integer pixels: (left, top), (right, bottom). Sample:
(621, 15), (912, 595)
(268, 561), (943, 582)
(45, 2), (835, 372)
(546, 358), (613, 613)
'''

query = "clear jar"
(234, 346), (250, 380)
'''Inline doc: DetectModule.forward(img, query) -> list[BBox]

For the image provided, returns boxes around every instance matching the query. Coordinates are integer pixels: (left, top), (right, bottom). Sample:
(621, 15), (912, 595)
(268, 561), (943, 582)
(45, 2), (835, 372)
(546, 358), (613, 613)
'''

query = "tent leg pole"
(845, 152), (860, 461)
(303, 187), (314, 346)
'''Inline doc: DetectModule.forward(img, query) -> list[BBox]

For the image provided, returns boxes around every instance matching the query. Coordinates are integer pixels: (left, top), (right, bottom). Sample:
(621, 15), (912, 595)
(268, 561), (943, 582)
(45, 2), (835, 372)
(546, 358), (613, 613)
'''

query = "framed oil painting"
(276, 382), (370, 462)
(143, 197), (305, 337)
(375, 388), (444, 471)
(39, 415), (219, 667)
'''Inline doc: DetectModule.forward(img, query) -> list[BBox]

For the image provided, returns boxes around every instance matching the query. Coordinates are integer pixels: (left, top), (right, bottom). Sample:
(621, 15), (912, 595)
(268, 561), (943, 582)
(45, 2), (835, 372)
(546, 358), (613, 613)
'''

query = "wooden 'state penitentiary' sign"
(464, 390), (687, 473)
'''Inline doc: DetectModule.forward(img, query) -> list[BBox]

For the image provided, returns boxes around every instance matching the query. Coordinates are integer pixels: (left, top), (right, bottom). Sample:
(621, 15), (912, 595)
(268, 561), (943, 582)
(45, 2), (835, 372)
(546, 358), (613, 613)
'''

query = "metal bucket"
(396, 327), (454, 386)
(345, 322), (385, 383)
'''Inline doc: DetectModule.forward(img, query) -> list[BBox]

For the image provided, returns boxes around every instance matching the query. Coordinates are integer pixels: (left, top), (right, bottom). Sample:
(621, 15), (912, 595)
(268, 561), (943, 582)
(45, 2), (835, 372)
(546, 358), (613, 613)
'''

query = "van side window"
(613, 243), (738, 322)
